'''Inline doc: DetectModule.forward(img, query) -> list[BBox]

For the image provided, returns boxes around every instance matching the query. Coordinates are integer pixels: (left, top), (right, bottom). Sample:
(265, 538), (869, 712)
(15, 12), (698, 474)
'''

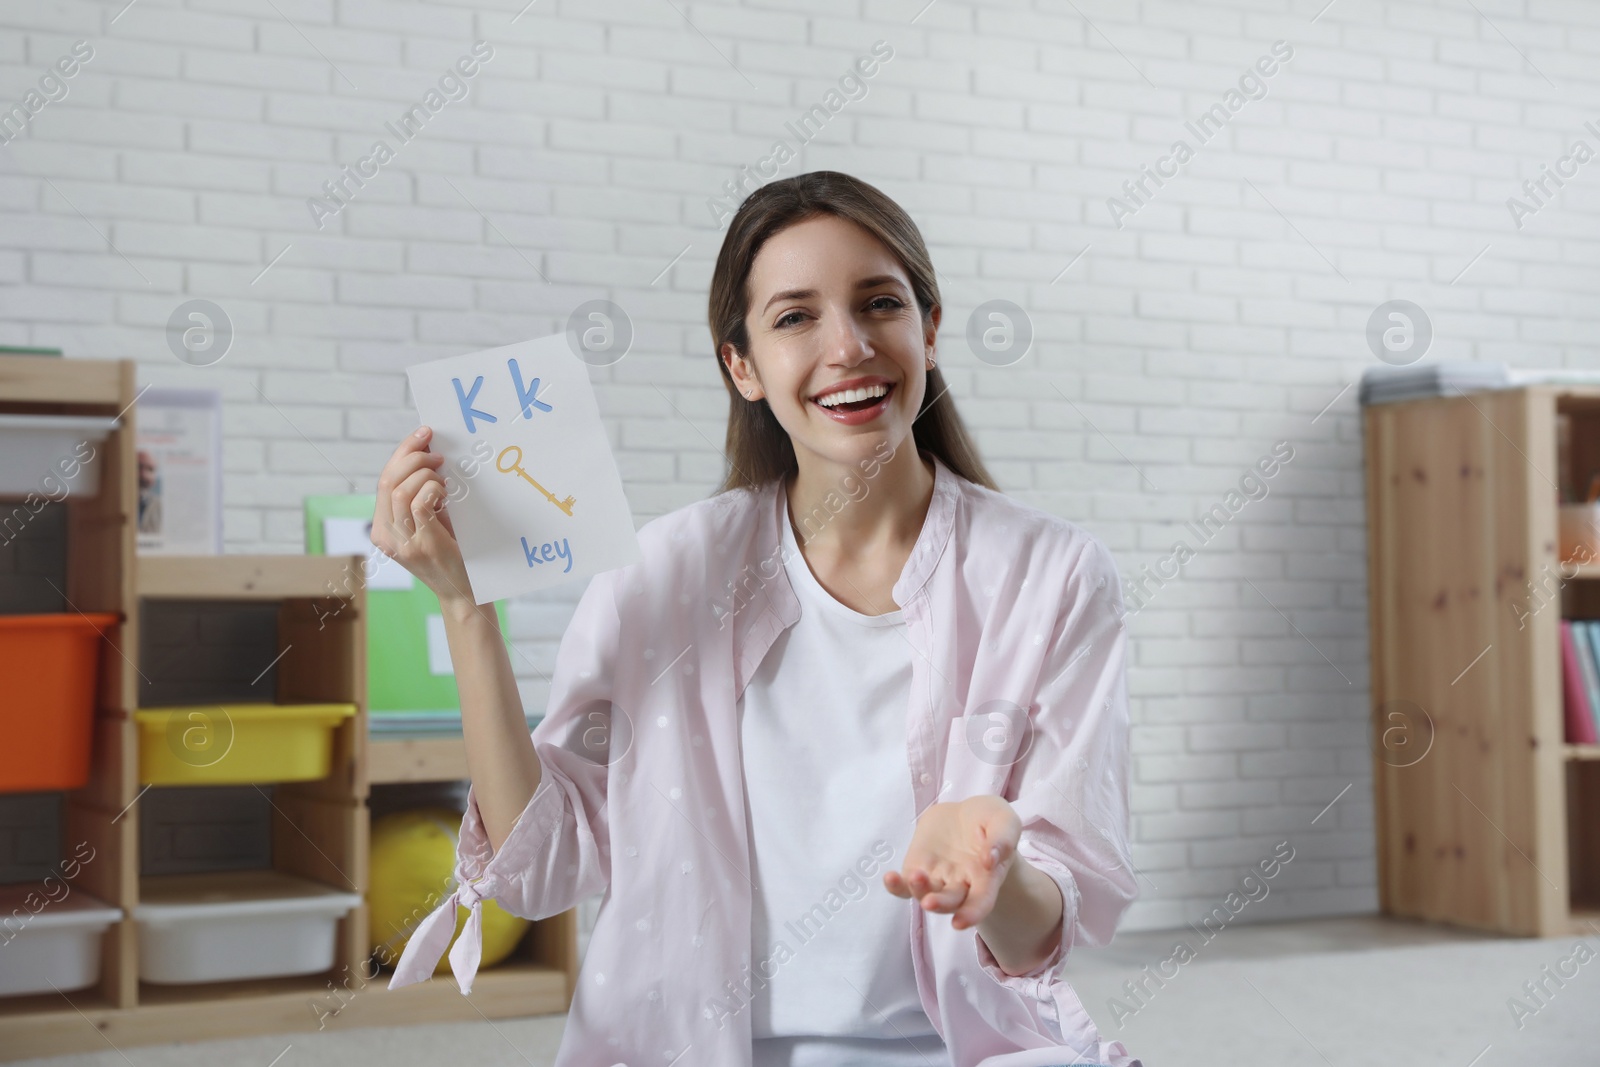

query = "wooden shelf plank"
(368, 722), (542, 785)
(0, 961), (569, 1062)
(369, 736), (470, 783)
(0, 354), (124, 406)
(138, 555), (365, 601)
(336, 959), (569, 1026)
(1566, 744), (1600, 760)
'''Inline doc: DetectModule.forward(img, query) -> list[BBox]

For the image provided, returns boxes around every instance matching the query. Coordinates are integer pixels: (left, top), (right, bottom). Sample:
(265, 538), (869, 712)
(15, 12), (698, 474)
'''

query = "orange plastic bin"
(0, 612), (119, 793)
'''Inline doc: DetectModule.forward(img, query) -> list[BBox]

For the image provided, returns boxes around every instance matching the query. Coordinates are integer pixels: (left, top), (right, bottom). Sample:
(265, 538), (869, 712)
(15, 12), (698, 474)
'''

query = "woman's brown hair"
(708, 170), (997, 494)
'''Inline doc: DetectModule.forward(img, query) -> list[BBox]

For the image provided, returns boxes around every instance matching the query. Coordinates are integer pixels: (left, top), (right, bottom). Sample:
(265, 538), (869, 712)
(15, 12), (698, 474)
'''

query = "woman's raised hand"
(370, 426), (475, 607)
(883, 795), (1022, 931)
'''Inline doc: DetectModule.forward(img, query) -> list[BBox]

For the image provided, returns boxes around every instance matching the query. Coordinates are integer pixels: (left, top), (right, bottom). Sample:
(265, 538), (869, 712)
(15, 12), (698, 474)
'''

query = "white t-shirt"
(738, 490), (951, 1067)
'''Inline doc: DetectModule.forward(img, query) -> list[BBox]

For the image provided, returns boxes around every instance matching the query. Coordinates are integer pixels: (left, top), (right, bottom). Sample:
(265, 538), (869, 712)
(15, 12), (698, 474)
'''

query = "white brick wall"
(4, 0), (1596, 933)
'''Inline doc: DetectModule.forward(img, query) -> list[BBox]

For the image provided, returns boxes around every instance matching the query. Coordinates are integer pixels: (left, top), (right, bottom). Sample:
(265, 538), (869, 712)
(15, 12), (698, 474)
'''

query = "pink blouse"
(389, 452), (1143, 1067)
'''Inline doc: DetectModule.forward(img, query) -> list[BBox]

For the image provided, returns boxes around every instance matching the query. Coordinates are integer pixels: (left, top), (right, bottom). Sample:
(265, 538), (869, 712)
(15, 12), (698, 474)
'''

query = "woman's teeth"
(816, 383), (889, 408)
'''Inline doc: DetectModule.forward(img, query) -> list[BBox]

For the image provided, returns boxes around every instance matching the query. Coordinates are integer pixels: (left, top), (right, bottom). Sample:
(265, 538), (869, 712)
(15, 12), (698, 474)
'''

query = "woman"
(378, 171), (1140, 1067)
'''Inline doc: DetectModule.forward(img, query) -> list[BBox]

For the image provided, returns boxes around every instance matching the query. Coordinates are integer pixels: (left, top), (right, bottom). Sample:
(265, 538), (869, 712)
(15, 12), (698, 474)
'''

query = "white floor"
(1065, 916), (1596, 1066)
(12, 916), (1597, 1066)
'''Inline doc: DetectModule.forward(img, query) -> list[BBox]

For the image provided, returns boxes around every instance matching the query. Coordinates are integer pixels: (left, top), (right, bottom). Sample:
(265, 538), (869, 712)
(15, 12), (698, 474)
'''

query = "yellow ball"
(368, 807), (529, 976)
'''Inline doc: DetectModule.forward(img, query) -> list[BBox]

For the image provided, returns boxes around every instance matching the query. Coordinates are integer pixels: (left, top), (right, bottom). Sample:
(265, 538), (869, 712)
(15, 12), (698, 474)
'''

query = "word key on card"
(521, 537), (572, 573)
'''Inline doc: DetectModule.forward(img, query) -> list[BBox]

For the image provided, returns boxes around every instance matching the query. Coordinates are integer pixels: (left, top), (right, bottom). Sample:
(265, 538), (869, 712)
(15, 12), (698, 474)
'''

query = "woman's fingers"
(428, 483), (457, 539)
(888, 864), (999, 929)
(883, 867), (927, 900)
(886, 865), (970, 914)
(883, 868), (929, 898)
(407, 474), (447, 536)
(951, 853), (1007, 928)
(373, 429), (442, 548)
(389, 467), (448, 555)
(918, 880), (967, 910)
(388, 450), (444, 498)
(364, 428), (479, 604)
(914, 883), (968, 917)
(375, 429), (429, 535)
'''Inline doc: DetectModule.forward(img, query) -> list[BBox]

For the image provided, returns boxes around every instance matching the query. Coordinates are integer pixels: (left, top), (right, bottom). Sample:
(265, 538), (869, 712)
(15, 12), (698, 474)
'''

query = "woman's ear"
(924, 304), (941, 367)
(721, 341), (762, 401)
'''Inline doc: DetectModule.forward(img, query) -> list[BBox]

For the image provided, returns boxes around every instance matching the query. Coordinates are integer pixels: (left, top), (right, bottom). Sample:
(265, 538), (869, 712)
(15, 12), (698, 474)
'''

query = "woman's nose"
(822, 308), (871, 364)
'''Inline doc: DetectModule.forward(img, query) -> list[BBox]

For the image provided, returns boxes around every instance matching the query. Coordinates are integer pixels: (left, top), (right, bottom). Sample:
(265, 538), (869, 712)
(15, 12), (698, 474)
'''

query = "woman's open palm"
(884, 795), (1021, 931)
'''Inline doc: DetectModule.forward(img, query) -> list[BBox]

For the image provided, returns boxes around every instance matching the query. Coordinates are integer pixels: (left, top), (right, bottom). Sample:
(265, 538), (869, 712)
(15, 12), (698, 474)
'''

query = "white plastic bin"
(133, 870), (362, 984)
(0, 884), (122, 997)
(0, 414), (120, 498)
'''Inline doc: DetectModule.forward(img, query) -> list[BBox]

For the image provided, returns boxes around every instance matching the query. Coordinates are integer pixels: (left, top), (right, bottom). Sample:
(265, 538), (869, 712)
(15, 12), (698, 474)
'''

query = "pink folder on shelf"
(1561, 620), (1598, 744)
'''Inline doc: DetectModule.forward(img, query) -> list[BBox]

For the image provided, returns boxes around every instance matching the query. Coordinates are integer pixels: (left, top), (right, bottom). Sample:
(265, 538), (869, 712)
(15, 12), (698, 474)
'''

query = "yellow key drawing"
(496, 445), (576, 516)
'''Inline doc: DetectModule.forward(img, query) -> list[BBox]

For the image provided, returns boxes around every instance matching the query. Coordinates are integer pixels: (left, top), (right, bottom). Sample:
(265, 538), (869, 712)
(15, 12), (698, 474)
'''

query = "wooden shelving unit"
(369, 736), (472, 784)
(0, 355), (139, 1019)
(133, 551), (373, 1020)
(1365, 384), (1600, 937)
(0, 356), (576, 1061)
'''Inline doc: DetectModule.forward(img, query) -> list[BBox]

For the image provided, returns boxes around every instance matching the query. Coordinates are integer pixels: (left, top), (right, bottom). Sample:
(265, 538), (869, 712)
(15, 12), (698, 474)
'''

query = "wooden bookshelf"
(137, 554), (361, 601)
(0, 358), (576, 1061)
(1365, 384), (1600, 937)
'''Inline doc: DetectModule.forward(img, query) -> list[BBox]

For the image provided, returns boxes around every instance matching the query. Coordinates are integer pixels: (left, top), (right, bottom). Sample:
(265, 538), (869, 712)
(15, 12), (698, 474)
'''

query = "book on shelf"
(1581, 622), (1600, 742)
(1561, 620), (1598, 745)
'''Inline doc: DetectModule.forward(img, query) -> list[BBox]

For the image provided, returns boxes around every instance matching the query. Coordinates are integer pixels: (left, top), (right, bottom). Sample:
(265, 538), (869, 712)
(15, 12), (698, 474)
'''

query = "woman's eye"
(775, 297), (899, 328)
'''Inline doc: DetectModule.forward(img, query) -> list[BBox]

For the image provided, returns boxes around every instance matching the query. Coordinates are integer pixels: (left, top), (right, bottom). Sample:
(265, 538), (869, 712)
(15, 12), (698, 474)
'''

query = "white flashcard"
(405, 334), (641, 605)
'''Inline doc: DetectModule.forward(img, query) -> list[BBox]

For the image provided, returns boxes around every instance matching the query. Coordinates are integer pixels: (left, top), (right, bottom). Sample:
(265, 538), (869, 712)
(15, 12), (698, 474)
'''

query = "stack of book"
(1561, 619), (1600, 744)
(1359, 362), (1510, 406)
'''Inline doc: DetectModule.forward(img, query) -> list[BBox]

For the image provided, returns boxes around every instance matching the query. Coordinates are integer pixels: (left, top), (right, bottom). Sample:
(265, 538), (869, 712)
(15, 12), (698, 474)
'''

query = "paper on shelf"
(425, 613), (452, 675)
(323, 516), (415, 590)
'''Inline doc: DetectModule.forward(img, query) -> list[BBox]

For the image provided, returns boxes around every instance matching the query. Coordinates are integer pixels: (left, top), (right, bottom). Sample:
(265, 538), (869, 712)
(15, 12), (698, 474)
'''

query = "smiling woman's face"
(723, 212), (939, 475)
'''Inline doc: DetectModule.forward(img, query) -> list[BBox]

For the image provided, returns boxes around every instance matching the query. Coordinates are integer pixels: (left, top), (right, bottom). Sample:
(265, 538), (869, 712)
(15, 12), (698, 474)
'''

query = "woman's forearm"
(441, 595), (542, 854)
(976, 856), (1065, 976)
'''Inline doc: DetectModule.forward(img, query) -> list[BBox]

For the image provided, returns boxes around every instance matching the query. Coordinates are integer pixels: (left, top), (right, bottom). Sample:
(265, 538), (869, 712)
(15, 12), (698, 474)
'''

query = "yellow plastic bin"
(134, 703), (357, 786)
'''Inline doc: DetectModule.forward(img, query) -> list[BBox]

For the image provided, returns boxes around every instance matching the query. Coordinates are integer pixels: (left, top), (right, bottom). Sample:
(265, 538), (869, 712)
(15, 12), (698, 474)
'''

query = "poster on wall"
(405, 334), (640, 605)
(136, 387), (223, 555)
